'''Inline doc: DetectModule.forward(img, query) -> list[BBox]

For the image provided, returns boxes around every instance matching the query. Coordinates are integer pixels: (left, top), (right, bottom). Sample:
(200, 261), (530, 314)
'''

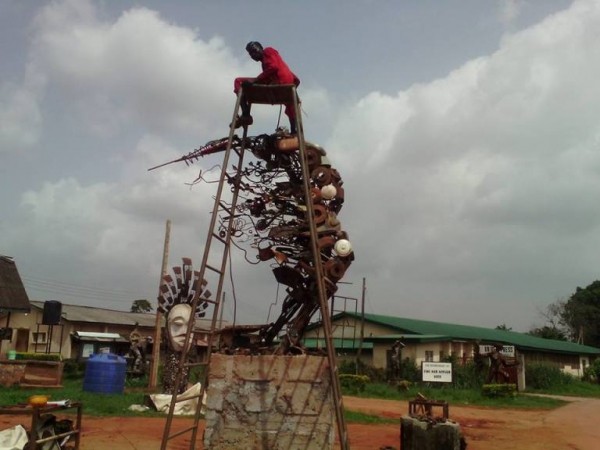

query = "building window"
(425, 350), (434, 362)
(439, 350), (445, 361)
(32, 332), (46, 344)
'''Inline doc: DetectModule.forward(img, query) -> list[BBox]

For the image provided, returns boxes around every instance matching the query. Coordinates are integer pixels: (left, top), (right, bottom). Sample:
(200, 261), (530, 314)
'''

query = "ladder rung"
(184, 361), (209, 368)
(200, 296), (217, 305)
(205, 264), (223, 275)
(173, 392), (204, 403)
(165, 425), (196, 441)
(218, 201), (232, 213)
(212, 232), (227, 244)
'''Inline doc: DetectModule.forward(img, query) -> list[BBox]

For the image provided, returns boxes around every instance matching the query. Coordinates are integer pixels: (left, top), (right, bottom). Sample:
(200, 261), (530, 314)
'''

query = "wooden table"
(0, 401), (82, 449)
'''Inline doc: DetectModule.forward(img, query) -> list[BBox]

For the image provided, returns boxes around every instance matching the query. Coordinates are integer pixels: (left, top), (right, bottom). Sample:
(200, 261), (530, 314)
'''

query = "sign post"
(421, 362), (453, 383)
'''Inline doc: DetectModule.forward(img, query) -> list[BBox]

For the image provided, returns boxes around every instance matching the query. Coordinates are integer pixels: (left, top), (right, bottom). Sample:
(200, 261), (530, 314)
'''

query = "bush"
(438, 355), (486, 389)
(526, 363), (575, 390)
(15, 352), (61, 362)
(63, 359), (86, 379)
(396, 358), (421, 382)
(338, 360), (386, 382)
(339, 374), (370, 394)
(482, 383), (517, 397)
(583, 358), (600, 383)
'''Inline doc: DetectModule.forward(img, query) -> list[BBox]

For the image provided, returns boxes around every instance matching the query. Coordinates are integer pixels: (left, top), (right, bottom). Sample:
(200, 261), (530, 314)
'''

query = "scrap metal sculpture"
(153, 131), (354, 355)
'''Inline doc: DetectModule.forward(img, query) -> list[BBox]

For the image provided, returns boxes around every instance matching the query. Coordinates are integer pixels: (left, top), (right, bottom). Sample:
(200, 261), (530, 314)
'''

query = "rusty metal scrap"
(154, 131), (354, 355)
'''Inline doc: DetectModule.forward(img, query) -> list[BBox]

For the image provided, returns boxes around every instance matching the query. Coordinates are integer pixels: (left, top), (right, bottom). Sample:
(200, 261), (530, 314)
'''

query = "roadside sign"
(479, 345), (515, 357)
(421, 362), (453, 383)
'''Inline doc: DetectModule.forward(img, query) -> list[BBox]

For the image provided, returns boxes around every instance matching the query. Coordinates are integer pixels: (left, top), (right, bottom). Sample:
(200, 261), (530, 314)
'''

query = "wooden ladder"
(160, 84), (350, 450)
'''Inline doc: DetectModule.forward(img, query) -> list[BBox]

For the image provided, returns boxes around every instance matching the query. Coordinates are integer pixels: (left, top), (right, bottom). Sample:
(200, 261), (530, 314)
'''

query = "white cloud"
(328, 0), (600, 328)
(0, 71), (45, 152)
(28, 0), (243, 138)
(5, 0), (600, 331)
(498, 0), (521, 26)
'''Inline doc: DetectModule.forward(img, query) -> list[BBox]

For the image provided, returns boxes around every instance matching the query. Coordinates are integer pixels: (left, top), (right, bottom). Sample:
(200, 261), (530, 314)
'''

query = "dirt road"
(2, 395), (599, 449)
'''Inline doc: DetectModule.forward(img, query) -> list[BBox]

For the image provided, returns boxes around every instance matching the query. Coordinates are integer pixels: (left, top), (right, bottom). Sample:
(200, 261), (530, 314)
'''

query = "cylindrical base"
(400, 416), (465, 450)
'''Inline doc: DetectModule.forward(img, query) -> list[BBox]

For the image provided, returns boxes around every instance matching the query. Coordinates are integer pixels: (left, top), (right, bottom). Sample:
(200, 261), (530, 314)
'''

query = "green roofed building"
(303, 311), (600, 388)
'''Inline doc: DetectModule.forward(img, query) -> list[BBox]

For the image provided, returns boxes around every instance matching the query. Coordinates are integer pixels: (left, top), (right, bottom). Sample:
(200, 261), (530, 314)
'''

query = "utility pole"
(149, 219), (171, 389)
(355, 277), (366, 374)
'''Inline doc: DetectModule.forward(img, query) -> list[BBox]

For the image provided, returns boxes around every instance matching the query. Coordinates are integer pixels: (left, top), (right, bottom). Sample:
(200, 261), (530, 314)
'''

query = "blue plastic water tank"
(83, 353), (127, 394)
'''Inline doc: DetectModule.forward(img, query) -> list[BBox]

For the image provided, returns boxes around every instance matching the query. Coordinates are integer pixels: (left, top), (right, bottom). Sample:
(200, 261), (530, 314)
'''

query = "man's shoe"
(230, 115), (253, 129)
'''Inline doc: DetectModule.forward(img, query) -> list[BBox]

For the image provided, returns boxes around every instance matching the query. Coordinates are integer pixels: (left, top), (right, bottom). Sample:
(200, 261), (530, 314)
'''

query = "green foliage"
(397, 358), (421, 382)
(338, 360), (386, 382)
(0, 378), (163, 417)
(562, 280), (600, 347)
(15, 352), (61, 361)
(527, 325), (567, 341)
(451, 361), (485, 389)
(482, 383), (517, 398)
(339, 374), (370, 394)
(130, 299), (153, 313)
(344, 409), (397, 424)
(526, 362), (576, 390)
(341, 381), (566, 408)
(63, 359), (86, 379)
(583, 358), (600, 383)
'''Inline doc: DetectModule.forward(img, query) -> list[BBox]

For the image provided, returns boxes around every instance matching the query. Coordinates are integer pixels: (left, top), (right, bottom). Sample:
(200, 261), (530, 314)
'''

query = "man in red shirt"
(233, 41), (300, 133)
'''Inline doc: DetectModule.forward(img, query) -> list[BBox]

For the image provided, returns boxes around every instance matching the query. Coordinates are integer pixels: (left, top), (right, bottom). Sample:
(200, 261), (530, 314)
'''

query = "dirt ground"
(2, 394), (600, 449)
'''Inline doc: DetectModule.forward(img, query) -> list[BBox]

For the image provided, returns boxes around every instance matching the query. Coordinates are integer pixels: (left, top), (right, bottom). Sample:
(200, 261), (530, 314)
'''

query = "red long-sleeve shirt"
(255, 47), (300, 87)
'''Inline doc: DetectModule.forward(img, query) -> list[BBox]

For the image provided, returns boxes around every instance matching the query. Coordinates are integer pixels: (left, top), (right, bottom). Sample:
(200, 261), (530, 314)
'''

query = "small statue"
(129, 322), (145, 373)
(485, 344), (512, 384)
(389, 339), (405, 380)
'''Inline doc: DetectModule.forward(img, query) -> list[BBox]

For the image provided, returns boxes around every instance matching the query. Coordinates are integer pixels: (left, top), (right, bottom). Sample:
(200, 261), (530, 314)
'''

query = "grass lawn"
(342, 382), (570, 410)
(0, 377), (164, 417)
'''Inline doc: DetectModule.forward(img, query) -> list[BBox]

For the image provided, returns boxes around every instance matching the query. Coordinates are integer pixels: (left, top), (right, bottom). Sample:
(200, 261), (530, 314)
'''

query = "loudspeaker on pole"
(42, 300), (62, 325)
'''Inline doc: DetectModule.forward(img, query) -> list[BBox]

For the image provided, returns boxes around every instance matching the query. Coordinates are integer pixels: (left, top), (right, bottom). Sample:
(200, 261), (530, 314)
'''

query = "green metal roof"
(366, 334), (453, 343)
(302, 337), (372, 350)
(336, 312), (600, 356)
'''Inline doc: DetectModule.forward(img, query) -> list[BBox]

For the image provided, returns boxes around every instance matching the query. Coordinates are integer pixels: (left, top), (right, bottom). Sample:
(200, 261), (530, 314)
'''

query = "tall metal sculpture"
(154, 131), (354, 354)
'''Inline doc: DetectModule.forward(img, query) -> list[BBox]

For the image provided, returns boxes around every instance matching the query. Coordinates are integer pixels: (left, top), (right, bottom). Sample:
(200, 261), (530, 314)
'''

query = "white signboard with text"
(479, 345), (515, 357)
(422, 362), (453, 383)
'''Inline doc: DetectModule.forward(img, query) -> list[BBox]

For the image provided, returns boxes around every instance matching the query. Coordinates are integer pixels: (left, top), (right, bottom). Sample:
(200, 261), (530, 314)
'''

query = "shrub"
(439, 354), (485, 389)
(583, 358), (600, 383)
(15, 352), (61, 362)
(63, 359), (86, 379)
(339, 374), (370, 394)
(339, 360), (386, 382)
(526, 362), (575, 390)
(397, 358), (421, 382)
(482, 383), (517, 397)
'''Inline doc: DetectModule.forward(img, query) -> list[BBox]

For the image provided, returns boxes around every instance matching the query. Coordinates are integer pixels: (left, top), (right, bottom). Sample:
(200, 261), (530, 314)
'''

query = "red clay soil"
(2, 395), (600, 449)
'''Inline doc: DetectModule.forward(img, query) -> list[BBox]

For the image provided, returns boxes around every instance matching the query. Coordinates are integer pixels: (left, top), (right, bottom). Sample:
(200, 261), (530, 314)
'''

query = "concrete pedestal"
(204, 354), (334, 450)
(400, 415), (464, 450)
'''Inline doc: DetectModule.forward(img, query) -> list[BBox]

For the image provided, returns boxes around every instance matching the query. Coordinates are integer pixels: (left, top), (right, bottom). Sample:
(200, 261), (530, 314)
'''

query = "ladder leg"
(293, 87), (350, 450)
(161, 92), (249, 450)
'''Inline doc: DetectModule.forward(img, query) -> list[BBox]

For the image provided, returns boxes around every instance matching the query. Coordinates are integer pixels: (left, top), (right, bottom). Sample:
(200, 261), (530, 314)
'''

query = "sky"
(2, 0), (600, 333)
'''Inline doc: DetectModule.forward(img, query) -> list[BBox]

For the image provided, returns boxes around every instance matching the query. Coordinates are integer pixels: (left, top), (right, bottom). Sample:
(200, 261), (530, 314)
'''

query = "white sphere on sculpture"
(334, 239), (352, 256)
(321, 184), (337, 200)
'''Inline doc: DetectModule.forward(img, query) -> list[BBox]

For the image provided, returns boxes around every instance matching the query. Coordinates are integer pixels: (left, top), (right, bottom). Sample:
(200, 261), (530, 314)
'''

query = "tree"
(527, 325), (567, 341)
(561, 280), (600, 347)
(530, 299), (569, 341)
(495, 323), (512, 331)
(131, 299), (153, 313)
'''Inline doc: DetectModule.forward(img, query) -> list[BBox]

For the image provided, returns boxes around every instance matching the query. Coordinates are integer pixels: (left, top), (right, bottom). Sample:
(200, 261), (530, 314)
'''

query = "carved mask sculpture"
(166, 303), (193, 353)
